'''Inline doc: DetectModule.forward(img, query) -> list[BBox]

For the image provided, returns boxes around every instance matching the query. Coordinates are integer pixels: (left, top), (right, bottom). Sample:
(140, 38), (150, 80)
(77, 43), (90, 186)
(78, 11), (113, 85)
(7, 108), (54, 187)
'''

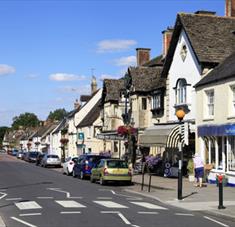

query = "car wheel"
(100, 177), (106, 185)
(72, 170), (77, 178)
(80, 171), (84, 180)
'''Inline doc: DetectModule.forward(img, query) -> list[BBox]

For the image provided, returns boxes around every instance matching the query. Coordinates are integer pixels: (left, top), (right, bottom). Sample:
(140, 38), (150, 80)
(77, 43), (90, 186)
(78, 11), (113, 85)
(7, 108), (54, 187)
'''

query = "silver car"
(41, 154), (61, 168)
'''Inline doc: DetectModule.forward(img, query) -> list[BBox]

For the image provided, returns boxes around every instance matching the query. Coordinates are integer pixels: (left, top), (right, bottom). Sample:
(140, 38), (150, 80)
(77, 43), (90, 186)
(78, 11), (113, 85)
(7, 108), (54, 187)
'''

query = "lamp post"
(176, 108), (186, 200)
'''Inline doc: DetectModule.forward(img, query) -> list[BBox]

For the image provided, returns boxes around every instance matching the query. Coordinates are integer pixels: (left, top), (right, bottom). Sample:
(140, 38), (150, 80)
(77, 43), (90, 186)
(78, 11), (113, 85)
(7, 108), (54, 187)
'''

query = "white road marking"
(11, 217), (37, 227)
(48, 188), (82, 199)
(94, 201), (128, 208)
(55, 200), (86, 208)
(6, 198), (22, 201)
(60, 211), (81, 214)
(126, 197), (143, 201)
(97, 197), (113, 200)
(100, 211), (131, 225)
(19, 213), (42, 217)
(15, 201), (42, 210)
(37, 197), (53, 199)
(175, 213), (194, 216)
(130, 202), (167, 210)
(138, 211), (159, 214)
(0, 192), (7, 200)
(204, 216), (229, 227)
(0, 216), (6, 227)
(118, 213), (131, 225)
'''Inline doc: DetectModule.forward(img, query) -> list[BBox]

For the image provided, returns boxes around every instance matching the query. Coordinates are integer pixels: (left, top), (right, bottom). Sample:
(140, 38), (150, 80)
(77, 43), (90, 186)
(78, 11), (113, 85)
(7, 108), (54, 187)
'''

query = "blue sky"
(0, 0), (224, 127)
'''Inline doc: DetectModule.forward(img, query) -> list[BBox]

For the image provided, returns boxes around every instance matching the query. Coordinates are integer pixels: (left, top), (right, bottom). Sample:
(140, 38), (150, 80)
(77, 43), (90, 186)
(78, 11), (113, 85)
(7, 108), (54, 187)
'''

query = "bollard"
(148, 174), (152, 192)
(141, 162), (145, 191)
(217, 174), (226, 209)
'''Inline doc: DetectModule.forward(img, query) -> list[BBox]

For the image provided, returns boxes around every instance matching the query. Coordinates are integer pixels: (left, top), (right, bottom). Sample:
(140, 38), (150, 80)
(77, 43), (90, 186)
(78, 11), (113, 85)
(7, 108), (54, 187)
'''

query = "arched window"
(175, 79), (187, 105)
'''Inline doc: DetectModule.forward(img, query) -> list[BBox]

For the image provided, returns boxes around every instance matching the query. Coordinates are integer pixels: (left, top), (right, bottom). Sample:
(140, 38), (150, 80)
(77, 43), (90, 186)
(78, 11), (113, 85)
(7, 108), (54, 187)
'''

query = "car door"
(96, 160), (105, 180)
(92, 160), (100, 180)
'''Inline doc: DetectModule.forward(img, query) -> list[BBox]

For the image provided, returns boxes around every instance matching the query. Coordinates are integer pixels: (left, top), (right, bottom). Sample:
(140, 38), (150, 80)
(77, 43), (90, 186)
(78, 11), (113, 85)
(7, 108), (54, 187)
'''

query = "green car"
(90, 159), (132, 185)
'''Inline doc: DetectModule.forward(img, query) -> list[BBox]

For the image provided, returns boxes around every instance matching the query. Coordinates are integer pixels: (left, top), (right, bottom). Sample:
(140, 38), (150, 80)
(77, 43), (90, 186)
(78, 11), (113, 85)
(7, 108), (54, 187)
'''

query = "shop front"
(198, 124), (235, 186)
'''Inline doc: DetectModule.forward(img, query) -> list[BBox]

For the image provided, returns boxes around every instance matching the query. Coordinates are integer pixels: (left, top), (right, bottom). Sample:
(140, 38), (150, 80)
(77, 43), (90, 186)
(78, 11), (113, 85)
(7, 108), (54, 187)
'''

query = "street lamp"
(176, 108), (186, 200)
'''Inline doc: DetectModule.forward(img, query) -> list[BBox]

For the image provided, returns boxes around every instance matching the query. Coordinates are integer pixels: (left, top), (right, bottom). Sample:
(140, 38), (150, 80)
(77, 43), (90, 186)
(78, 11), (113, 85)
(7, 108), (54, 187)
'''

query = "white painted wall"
(167, 29), (202, 122)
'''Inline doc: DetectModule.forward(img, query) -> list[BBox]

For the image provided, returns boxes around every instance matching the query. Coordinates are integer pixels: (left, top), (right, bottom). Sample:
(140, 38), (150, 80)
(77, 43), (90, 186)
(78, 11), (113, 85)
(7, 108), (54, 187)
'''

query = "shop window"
(142, 98), (147, 110)
(228, 137), (235, 171)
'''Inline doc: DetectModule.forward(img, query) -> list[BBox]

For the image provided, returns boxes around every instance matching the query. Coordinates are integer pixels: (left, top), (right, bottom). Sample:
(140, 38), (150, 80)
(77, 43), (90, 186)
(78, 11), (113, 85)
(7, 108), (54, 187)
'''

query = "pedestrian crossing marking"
(130, 202), (168, 210)
(94, 201), (128, 208)
(55, 200), (86, 208)
(15, 201), (42, 210)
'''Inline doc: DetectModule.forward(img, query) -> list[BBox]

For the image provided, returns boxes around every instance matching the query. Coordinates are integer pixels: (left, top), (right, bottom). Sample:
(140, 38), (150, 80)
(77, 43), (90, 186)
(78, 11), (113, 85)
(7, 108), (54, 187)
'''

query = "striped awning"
(139, 123), (186, 148)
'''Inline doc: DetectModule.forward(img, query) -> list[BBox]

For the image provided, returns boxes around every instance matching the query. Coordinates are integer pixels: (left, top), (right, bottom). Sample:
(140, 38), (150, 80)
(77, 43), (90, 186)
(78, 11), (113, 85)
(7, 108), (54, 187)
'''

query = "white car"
(62, 156), (78, 175)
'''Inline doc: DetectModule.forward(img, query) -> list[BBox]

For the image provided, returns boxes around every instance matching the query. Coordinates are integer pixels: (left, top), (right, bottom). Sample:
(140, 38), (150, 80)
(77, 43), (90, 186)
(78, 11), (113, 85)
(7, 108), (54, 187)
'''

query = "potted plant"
(187, 159), (194, 182)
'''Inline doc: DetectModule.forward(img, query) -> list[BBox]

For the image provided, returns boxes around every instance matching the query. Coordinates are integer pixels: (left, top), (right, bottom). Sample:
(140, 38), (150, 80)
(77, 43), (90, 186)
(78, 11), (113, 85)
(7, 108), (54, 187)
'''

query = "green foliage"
(11, 112), (40, 130)
(0, 127), (9, 145)
(47, 108), (67, 122)
(187, 159), (194, 175)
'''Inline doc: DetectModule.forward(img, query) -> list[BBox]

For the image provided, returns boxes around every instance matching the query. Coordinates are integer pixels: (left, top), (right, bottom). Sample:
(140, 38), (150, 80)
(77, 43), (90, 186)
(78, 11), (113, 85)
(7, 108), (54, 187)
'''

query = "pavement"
(127, 173), (235, 221)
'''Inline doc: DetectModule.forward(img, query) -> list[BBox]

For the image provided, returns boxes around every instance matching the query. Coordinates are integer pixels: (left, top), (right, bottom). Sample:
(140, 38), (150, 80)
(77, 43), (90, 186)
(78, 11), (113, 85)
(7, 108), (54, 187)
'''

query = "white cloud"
(57, 85), (90, 94)
(97, 39), (137, 53)
(114, 55), (136, 66)
(0, 64), (15, 76)
(49, 73), (86, 82)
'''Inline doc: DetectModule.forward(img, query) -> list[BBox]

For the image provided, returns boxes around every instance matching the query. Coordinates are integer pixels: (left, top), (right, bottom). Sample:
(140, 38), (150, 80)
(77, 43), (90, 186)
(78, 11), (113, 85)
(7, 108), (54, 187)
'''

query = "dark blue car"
(72, 154), (108, 179)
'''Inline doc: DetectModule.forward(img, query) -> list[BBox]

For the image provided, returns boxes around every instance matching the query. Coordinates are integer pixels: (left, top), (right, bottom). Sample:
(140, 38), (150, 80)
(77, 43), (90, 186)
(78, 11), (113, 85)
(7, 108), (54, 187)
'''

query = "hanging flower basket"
(27, 142), (31, 147)
(60, 138), (69, 145)
(117, 125), (137, 137)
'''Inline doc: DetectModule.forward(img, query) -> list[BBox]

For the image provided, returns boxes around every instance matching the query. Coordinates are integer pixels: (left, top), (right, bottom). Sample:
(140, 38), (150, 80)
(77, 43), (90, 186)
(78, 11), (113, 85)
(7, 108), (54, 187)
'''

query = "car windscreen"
(47, 155), (59, 159)
(86, 156), (107, 163)
(107, 160), (128, 168)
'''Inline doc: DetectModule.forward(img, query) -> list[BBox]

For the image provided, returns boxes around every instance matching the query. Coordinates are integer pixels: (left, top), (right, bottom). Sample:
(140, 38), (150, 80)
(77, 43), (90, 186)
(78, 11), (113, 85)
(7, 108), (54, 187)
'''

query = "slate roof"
(33, 123), (57, 138)
(80, 95), (91, 103)
(102, 79), (124, 103)
(77, 98), (102, 128)
(129, 66), (165, 93)
(162, 12), (235, 77)
(195, 51), (235, 88)
(52, 118), (67, 134)
(143, 55), (164, 67)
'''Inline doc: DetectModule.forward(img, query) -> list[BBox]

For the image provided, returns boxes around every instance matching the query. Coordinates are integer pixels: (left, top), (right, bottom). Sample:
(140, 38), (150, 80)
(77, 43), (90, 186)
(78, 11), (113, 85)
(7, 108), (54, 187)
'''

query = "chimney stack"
(136, 48), (151, 66)
(226, 0), (235, 17)
(74, 99), (81, 110)
(162, 27), (174, 58)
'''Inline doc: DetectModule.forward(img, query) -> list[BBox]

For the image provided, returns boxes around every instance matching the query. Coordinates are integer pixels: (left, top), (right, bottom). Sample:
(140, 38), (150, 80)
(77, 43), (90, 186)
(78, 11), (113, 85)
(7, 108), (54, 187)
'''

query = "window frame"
(205, 89), (214, 117)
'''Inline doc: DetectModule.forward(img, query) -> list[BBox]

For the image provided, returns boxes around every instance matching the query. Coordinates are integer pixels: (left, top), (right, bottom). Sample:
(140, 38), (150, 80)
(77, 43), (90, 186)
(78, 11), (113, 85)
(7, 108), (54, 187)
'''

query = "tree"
(0, 127), (9, 145)
(11, 112), (40, 130)
(47, 108), (68, 122)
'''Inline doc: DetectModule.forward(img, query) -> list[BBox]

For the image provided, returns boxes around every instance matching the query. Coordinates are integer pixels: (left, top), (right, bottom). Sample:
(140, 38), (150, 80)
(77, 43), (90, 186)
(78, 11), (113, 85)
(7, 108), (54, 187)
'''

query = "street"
(0, 153), (234, 227)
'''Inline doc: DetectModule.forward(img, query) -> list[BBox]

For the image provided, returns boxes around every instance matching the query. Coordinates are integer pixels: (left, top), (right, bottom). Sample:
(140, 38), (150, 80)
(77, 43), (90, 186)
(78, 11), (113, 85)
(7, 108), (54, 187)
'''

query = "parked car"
(24, 151), (39, 162)
(17, 151), (24, 159)
(11, 149), (18, 156)
(90, 159), (132, 185)
(41, 154), (61, 168)
(62, 156), (79, 175)
(36, 153), (45, 166)
(72, 154), (108, 179)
